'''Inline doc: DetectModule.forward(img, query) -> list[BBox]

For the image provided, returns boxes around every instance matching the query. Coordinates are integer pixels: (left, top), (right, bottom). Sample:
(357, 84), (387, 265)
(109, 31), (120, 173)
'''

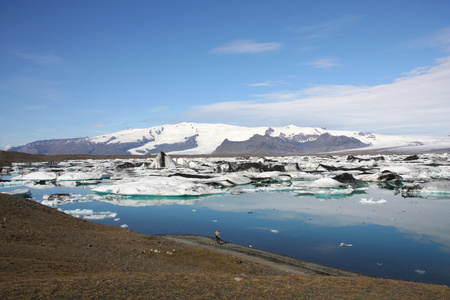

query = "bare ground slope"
(1, 194), (449, 299)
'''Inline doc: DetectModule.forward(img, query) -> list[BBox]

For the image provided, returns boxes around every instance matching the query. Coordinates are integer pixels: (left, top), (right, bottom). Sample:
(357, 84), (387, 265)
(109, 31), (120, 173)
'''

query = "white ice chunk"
(1, 188), (31, 198)
(309, 178), (346, 188)
(359, 198), (387, 204)
(62, 208), (117, 220)
(339, 243), (353, 247)
(56, 172), (109, 181)
(63, 208), (95, 216)
(402, 180), (450, 198)
(41, 200), (62, 207)
(11, 172), (57, 181)
(149, 152), (177, 169)
(92, 176), (223, 196)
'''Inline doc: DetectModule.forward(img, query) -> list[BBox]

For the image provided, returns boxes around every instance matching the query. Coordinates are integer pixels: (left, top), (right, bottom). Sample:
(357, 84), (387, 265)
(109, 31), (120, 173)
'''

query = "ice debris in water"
(359, 198), (387, 204)
(11, 172), (57, 182)
(120, 224), (129, 228)
(270, 229), (279, 233)
(92, 176), (223, 196)
(61, 208), (117, 220)
(339, 243), (353, 247)
(415, 269), (426, 275)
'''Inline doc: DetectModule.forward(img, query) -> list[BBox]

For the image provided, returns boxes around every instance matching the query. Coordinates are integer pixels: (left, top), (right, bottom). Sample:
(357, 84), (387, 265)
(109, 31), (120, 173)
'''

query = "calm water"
(2, 183), (449, 285)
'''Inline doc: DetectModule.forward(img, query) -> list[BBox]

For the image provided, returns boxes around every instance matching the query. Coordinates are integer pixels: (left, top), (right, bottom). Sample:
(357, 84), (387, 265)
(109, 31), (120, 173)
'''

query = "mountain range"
(9, 123), (450, 155)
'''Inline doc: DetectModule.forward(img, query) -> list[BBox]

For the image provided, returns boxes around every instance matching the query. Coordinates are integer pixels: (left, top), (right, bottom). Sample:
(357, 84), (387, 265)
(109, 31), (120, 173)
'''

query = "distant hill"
(8, 122), (450, 155)
(213, 133), (368, 155)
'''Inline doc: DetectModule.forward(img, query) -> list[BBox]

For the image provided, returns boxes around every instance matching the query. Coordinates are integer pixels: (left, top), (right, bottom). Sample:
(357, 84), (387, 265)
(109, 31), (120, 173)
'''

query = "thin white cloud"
(247, 80), (287, 87)
(211, 39), (283, 54)
(89, 123), (106, 128)
(184, 56), (450, 135)
(404, 26), (450, 52)
(292, 14), (363, 40)
(25, 105), (47, 110)
(303, 57), (342, 69)
(12, 51), (64, 66)
(0, 76), (65, 101)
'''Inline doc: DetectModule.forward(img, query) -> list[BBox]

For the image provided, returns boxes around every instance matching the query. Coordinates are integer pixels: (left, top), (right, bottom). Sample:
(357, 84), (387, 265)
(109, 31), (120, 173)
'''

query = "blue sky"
(1, 0), (450, 148)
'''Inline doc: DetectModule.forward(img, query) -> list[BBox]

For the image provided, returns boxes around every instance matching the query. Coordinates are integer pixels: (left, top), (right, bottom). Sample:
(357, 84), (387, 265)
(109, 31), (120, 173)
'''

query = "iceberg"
(309, 178), (346, 188)
(313, 187), (354, 199)
(1, 188), (31, 198)
(92, 176), (223, 196)
(11, 172), (57, 182)
(149, 152), (176, 169)
(56, 172), (109, 181)
(402, 180), (450, 199)
(62, 208), (117, 219)
(359, 198), (387, 204)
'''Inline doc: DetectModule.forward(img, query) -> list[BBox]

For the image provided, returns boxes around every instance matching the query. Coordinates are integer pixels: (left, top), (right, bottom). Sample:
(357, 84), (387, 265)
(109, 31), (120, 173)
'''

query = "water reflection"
(203, 190), (450, 253)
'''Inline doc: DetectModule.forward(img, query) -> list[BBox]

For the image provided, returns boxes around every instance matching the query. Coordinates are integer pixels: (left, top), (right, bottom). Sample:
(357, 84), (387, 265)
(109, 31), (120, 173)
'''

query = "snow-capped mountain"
(9, 122), (450, 155)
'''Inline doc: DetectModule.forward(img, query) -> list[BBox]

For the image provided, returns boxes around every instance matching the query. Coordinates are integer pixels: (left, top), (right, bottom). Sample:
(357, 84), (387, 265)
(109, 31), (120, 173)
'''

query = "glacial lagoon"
(1, 154), (450, 285)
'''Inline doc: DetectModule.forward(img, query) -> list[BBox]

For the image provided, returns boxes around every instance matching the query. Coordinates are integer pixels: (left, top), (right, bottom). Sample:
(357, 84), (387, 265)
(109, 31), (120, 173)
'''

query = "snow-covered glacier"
(9, 122), (450, 155)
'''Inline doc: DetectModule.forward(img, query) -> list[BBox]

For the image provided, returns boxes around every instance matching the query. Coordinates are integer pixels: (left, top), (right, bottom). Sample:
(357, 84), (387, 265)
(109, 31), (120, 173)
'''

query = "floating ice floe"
(98, 196), (203, 207)
(270, 229), (279, 233)
(308, 178), (346, 188)
(339, 243), (353, 247)
(313, 187), (354, 198)
(359, 198), (387, 204)
(56, 172), (110, 181)
(402, 180), (450, 199)
(246, 171), (292, 182)
(415, 269), (426, 275)
(92, 176), (224, 196)
(357, 171), (402, 183)
(11, 172), (57, 182)
(120, 224), (129, 228)
(191, 173), (252, 187)
(149, 152), (177, 169)
(61, 208), (117, 220)
(41, 193), (95, 207)
(1, 188), (31, 198)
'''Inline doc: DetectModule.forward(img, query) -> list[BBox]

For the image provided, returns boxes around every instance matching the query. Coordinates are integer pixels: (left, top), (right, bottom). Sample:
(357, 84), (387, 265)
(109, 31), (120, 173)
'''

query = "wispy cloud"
(303, 57), (342, 69)
(404, 26), (450, 52)
(291, 14), (363, 40)
(247, 80), (287, 87)
(25, 105), (47, 110)
(12, 51), (64, 66)
(184, 56), (450, 135)
(211, 39), (283, 54)
(0, 76), (65, 101)
(89, 123), (106, 128)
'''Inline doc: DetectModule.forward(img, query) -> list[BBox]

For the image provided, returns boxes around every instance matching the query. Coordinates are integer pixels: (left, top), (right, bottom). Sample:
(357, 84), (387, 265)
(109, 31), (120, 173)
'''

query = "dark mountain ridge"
(213, 133), (369, 155)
